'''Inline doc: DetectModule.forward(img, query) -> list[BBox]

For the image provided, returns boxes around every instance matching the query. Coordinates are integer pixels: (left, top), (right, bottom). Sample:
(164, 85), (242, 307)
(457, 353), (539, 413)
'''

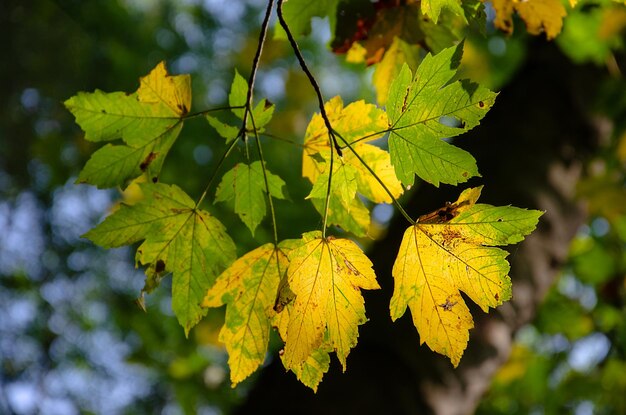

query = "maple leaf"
(492, 0), (567, 40)
(207, 70), (275, 142)
(390, 187), (542, 366)
(273, 304), (332, 392)
(421, 0), (464, 24)
(202, 243), (289, 386)
(280, 231), (380, 371)
(215, 161), (286, 235)
(387, 43), (496, 187)
(65, 62), (190, 188)
(84, 183), (236, 335)
(303, 96), (402, 235)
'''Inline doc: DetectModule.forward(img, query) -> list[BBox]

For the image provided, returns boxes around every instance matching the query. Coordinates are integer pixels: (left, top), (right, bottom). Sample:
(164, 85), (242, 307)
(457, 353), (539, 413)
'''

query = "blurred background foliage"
(1, 0), (625, 414)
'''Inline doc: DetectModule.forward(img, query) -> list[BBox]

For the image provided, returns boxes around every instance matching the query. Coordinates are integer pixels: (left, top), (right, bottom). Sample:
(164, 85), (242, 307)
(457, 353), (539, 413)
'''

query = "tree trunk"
(236, 40), (602, 415)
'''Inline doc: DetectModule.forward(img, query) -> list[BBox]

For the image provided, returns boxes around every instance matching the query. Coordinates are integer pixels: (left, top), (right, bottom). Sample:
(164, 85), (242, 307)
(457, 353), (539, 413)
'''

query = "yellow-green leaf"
(387, 44), (496, 187)
(66, 62), (190, 188)
(390, 187), (542, 366)
(281, 231), (380, 370)
(302, 96), (387, 184)
(203, 244), (288, 386)
(85, 183), (236, 335)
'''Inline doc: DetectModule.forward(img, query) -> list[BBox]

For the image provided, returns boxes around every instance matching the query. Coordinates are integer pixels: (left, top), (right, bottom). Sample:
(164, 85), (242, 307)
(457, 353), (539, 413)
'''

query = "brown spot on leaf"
(442, 228), (463, 246)
(140, 152), (157, 171)
(494, 293), (499, 301)
(264, 99), (273, 110)
(177, 103), (189, 116)
(438, 298), (458, 311)
(152, 177), (158, 183)
(155, 259), (166, 273)
(478, 101), (485, 108)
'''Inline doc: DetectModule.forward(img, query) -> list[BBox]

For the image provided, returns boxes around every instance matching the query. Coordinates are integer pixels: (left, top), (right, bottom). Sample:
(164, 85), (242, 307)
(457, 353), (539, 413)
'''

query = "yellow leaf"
(202, 244), (289, 386)
(273, 302), (331, 392)
(281, 231), (380, 370)
(390, 187), (542, 366)
(138, 61), (192, 116)
(372, 37), (421, 106)
(492, 0), (567, 40)
(345, 144), (403, 204)
(302, 96), (387, 184)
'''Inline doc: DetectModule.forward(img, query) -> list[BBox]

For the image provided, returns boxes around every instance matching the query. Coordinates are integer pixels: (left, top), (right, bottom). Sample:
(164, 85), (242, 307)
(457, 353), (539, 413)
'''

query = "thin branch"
(276, 0), (342, 158)
(195, 0), (273, 208)
(241, 0), (275, 138)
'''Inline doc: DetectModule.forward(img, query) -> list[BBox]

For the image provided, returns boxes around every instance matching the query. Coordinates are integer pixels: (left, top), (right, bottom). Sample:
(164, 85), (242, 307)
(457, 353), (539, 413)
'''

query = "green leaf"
(251, 99), (275, 131)
(206, 115), (240, 143)
(85, 183), (236, 335)
(421, 0), (465, 23)
(229, 70), (248, 119)
(387, 44), (496, 187)
(66, 62), (191, 188)
(215, 161), (286, 235)
(226, 71), (274, 132)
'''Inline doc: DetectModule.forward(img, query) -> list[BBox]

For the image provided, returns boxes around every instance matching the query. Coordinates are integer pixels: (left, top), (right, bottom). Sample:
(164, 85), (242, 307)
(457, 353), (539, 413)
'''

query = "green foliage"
(215, 162), (286, 235)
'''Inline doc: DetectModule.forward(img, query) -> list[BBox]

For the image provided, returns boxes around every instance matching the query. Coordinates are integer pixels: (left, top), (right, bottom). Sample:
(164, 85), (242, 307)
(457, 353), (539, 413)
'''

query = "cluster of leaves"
(65, 0), (543, 391)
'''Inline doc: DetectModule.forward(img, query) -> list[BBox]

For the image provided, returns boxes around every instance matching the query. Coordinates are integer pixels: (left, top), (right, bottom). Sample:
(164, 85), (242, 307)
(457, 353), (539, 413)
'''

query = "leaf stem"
(250, 112), (279, 245)
(334, 130), (415, 225)
(184, 105), (245, 119)
(195, 138), (239, 208)
(260, 132), (305, 148)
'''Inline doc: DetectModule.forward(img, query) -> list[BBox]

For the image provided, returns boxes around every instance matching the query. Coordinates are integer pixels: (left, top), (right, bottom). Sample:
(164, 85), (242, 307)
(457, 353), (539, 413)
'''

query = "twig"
(276, 0), (342, 157)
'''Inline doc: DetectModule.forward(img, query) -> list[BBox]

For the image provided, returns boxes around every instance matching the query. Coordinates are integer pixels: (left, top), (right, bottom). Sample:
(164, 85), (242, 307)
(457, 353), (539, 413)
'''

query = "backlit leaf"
(215, 161), (286, 235)
(202, 243), (289, 386)
(303, 96), (401, 234)
(421, 0), (464, 23)
(387, 43), (496, 186)
(281, 231), (380, 370)
(273, 300), (332, 392)
(492, 0), (567, 40)
(85, 183), (236, 335)
(66, 62), (190, 188)
(302, 96), (387, 184)
(390, 187), (542, 365)
(227, 70), (275, 132)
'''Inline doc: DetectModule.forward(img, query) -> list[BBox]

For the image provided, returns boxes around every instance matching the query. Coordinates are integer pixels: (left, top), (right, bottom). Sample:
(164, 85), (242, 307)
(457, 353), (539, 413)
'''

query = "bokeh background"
(2, 0), (626, 414)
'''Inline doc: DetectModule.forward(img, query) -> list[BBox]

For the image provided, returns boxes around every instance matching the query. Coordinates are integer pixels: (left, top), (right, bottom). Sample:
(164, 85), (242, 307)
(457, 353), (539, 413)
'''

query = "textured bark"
(236, 41), (602, 414)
